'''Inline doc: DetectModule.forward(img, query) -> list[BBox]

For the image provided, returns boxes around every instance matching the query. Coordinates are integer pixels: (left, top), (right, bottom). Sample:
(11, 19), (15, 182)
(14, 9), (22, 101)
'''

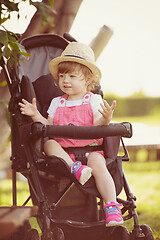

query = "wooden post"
(156, 149), (160, 160)
(90, 25), (113, 60)
(0, 206), (38, 239)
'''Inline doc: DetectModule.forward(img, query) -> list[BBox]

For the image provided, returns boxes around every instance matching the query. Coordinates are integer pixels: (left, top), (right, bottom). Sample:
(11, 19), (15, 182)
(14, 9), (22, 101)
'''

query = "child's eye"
(71, 74), (79, 79)
(59, 74), (64, 78)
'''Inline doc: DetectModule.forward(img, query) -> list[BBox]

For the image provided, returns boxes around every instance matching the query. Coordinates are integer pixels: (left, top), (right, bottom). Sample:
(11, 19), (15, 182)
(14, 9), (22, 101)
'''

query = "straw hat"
(49, 42), (102, 83)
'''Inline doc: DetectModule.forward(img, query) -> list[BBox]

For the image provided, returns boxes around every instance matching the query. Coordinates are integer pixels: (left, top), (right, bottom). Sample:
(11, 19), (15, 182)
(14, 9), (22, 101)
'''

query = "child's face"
(58, 70), (87, 100)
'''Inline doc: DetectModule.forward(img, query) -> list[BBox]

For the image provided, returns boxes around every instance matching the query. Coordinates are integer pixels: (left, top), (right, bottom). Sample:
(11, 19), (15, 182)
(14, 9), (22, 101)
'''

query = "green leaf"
(20, 52), (32, 57)
(3, 46), (11, 59)
(8, 53), (17, 67)
(0, 18), (8, 24)
(10, 42), (31, 56)
(9, 42), (22, 53)
(9, 42), (17, 51)
(44, 2), (56, 14)
(49, 0), (54, 7)
(0, 30), (8, 46)
(14, 42), (27, 53)
(0, 81), (7, 87)
(49, 0), (54, 5)
(8, 33), (17, 43)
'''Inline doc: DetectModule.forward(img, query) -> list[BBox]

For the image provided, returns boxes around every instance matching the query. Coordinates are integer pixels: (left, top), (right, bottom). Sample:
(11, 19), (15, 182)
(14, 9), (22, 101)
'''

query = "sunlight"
(2, 0), (160, 97)
(3, 1), (36, 33)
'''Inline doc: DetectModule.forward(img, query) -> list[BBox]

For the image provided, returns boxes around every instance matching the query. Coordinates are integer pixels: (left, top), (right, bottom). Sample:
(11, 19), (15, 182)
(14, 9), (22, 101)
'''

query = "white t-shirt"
(47, 94), (104, 119)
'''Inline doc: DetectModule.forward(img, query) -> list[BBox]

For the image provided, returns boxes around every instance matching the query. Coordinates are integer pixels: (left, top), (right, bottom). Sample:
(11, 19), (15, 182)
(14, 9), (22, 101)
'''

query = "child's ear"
(85, 79), (89, 91)
(85, 76), (90, 86)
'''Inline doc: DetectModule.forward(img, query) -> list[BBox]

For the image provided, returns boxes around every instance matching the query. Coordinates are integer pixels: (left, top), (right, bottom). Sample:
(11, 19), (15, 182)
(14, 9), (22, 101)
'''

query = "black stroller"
(2, 33), (154, 240)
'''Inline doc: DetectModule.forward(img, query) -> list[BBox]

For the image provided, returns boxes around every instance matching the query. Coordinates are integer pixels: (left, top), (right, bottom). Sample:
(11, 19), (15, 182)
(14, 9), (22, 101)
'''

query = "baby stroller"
(2, 33), (154, 240)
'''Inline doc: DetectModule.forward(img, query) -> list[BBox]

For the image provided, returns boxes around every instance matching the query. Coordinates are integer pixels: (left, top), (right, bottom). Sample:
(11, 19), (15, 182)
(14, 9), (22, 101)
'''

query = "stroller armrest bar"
(43, 122), (132, 139)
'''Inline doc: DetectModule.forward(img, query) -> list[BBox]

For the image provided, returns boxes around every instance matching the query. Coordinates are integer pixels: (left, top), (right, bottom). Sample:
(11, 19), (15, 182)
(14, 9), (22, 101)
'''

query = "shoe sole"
(79, 167), (92, 185)
(106, 220), (124, 227)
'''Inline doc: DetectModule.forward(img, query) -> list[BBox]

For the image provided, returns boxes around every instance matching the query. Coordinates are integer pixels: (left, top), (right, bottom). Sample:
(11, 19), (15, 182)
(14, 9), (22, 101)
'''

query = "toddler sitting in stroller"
(19, 41), (123, 227)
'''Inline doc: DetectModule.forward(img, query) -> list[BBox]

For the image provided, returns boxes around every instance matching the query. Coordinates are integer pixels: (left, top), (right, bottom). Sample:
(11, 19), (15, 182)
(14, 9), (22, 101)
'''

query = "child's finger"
(21, 110), (25, 114)
(22, 98), (29, 104)
(18, 102), (24, 107)
(103, 100), (111, 110)
(98, 108), (106, 117)
(100, 103), (107, 112)
(101, 100), (116, 112)
(32, 98), (36, 106)
(111, 100), (116, 111)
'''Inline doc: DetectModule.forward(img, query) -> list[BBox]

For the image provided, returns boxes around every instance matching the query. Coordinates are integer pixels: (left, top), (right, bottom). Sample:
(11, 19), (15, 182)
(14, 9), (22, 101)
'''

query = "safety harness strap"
(64, 144), (104, 162)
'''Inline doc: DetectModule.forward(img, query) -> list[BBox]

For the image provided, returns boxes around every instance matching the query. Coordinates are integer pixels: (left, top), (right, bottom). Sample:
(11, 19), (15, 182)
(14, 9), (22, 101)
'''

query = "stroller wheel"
(110, 225), (130, 240)
(140, 224), (154, 240)
(26, 229), (39, 240)
(52, 227), (65, 240)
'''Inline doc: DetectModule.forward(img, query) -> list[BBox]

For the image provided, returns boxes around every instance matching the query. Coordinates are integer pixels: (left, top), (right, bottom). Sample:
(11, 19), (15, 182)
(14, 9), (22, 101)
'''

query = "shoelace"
(71, 161), (81, 174)
(105, 206), (121, 215)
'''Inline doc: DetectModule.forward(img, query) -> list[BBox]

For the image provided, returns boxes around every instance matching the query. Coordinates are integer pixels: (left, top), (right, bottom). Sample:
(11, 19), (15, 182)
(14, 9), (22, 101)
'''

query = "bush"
(105, 95), (160, 117)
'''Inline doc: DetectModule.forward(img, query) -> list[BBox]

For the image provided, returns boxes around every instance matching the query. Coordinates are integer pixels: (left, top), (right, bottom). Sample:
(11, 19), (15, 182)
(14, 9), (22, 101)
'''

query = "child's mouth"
(64, 85), (71, 88)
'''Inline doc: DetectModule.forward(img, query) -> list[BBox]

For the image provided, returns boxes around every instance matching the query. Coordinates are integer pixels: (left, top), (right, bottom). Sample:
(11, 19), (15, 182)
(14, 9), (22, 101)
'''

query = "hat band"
(64, 54), (87, 61)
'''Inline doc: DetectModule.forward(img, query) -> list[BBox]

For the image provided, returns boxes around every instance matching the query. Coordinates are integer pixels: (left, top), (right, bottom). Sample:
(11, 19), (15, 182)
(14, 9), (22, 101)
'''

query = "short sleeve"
(47, 97), (60, 119)
(90, 94), (104, 113)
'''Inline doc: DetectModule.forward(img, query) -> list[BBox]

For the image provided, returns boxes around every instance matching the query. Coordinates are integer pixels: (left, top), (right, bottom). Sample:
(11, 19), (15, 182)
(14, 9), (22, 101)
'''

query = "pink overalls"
(53, 92), (104, 161)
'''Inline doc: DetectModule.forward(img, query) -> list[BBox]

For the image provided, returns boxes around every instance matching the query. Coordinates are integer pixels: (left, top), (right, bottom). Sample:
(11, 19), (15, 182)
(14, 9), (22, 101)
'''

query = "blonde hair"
(56, 62), (99, 91)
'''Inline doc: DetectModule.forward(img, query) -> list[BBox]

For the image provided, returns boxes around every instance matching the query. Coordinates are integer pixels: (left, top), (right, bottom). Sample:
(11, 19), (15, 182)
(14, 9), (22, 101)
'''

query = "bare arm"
(19, 98), (53, 125)
(94, 100), (116, 126)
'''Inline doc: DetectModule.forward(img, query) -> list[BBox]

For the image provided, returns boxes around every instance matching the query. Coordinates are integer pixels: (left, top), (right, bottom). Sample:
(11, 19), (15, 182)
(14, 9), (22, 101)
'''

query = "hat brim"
(49, 56), (102, 83)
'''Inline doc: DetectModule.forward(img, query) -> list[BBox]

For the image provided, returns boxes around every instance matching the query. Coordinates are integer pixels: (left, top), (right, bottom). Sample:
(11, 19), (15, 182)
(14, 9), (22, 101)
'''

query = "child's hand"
(99, 100), (116, 125)
(19, 98), (38, 118)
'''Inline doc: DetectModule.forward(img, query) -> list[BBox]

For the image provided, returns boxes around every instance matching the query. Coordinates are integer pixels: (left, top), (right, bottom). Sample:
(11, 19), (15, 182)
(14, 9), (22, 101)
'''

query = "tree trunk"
(22, 0), (83, 38)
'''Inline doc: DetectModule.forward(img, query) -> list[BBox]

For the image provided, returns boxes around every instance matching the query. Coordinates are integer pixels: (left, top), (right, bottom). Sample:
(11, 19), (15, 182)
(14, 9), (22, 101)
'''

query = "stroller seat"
(19, 62), (124, 195)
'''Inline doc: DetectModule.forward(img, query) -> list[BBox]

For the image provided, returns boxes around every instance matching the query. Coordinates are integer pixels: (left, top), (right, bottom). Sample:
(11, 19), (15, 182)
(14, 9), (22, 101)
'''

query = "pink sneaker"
(103, 202), (124, 227)
(71, 161), (92, 185)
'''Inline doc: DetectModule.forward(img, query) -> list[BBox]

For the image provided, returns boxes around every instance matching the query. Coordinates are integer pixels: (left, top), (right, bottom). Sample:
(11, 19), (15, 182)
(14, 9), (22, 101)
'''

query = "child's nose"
(63, 75), (70, 83)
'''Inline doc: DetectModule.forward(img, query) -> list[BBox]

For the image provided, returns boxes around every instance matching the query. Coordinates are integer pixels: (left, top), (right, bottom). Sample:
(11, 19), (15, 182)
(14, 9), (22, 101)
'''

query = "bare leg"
(44, 139), (74, 166)
(87, 152), (116, 203)
(44, 139), (92, 185)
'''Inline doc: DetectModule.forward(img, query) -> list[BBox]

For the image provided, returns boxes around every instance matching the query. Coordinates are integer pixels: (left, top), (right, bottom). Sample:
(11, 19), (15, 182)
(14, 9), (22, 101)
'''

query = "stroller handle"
(43, 122), (132, 139)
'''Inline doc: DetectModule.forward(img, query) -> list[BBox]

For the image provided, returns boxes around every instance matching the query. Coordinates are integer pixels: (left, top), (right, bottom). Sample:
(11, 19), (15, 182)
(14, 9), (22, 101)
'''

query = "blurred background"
(0, 0), (160, 238)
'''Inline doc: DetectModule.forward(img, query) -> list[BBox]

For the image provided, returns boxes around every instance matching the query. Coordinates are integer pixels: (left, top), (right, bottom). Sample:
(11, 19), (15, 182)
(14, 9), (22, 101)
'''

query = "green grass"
(120, 162), (160, 239)
(0, 179), (41, 234)
(0, 162), (160, 239)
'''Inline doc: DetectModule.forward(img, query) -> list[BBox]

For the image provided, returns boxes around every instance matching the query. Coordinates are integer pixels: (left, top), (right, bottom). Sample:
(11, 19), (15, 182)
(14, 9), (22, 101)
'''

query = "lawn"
(0, 161), (160, 239)
(120, 161), (160, 239)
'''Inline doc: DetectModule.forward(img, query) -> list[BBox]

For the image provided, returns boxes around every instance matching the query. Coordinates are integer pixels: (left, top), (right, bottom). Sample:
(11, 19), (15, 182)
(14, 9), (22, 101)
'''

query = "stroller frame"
(1, 33), (154, 240)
